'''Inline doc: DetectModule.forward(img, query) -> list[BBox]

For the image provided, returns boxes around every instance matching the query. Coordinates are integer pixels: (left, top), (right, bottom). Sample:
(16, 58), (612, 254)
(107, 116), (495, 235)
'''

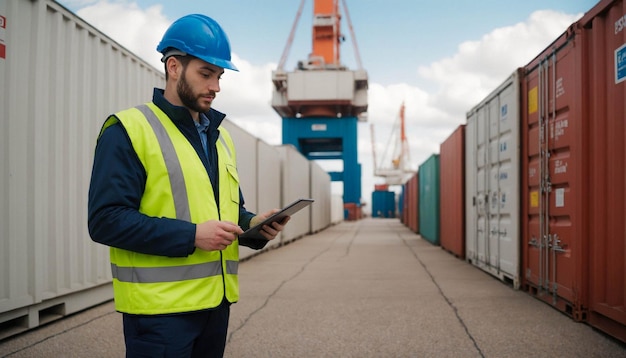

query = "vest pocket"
(226, 164), (240, 204)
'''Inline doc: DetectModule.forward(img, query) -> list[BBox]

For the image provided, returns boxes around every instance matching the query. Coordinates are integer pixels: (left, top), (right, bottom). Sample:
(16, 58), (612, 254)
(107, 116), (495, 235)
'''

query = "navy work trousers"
(122, 301), (231, 358)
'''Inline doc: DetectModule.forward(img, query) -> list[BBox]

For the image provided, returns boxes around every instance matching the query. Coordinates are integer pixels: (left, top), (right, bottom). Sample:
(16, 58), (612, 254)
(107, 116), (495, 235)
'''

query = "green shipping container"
(419, 154), (440, 245)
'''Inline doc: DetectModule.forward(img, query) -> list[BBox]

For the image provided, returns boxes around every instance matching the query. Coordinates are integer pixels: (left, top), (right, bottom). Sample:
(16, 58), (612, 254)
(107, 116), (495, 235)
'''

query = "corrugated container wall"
(221, 120), (283, 259)
(221, 120), (259, 213)
(309, 161), (331, 233)
(418, 154), (440, 245)
(0, 0), (164, 339)
(276, 145), (312, 243)
(398, 189), (404, 222)
(582, 1), (626, 341)
(253, 140), (282, 251)
(522, 0), (626, 342)
(439, 125), (465, 259)
(465, 70), (522, 288)
(331, 194), (344, 224)
(404, 172), (419, 233)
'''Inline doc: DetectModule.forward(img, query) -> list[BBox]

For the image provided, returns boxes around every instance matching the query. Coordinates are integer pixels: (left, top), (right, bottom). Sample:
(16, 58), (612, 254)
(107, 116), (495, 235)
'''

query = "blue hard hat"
(157, 14), (238, 71)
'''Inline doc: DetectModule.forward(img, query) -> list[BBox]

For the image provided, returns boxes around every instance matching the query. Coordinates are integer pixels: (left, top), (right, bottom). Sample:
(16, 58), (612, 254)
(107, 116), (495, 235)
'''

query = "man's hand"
(250, 209), (290, 241)
(195, 220), (243, 251)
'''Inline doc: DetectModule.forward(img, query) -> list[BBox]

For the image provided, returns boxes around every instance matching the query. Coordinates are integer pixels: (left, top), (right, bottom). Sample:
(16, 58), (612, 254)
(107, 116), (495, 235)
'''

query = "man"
(88, 14), (288, 357)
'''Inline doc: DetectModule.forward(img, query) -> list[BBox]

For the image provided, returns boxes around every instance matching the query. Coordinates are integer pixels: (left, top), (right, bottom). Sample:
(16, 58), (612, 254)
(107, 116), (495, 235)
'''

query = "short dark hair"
(164, 55), (193, 80)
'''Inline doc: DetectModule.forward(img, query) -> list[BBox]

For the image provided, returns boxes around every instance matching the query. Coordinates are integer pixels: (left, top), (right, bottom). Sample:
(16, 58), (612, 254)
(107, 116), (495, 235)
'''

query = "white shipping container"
(221, 119), (259, 213)
(309, 161), (331, 233)
(465, 70), (521, 289)
(276, 145), (311, 243)
(223, 120), (283, 260)
(331, 194), (344, 224)
(0, 0), (164, 339)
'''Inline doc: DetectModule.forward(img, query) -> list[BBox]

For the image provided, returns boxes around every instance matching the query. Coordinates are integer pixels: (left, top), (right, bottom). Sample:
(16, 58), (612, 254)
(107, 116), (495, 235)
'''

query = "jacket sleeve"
(87, 122), (197, 257)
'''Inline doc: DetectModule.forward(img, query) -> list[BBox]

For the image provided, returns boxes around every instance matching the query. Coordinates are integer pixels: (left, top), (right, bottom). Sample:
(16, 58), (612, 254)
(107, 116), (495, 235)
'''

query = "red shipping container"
(439, 125), (465, 259)
(403, 172), (419, 233)
(521, 0), (626, 342)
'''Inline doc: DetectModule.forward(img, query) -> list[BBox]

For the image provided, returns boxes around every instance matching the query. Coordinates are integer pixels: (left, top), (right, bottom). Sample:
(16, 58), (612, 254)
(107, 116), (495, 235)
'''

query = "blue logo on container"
(616, 43), (626, 84)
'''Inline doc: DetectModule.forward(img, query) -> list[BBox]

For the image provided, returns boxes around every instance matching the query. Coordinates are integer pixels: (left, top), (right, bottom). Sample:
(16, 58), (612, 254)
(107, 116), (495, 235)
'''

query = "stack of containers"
(521, 0), (625, 341)
(0, 0), (164, 339)
(465, 70), (522, 288)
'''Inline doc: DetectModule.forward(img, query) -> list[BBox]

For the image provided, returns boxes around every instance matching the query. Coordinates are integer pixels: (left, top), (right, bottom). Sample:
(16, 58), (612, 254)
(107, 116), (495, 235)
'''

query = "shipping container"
(222, 120), (284, 259)
(330, 194), (344, 224)
(418, 154), (440, 245)
(371, 190), (396, 218)
(309, 161), (332, 233)
(581, 1), (626, 340)
(221, 120), (260, 213)
(0, 0), (164, 339)
(398, 188), (405, 223)
(466, 70), (522, 288)
(521, 0), (626, 342)
(344, 202), (363, 221)
(276, 145), (312, 243)
(439, 125), (465, 259)
(252, 139), (283, 251)
(403, 172), (419, 233)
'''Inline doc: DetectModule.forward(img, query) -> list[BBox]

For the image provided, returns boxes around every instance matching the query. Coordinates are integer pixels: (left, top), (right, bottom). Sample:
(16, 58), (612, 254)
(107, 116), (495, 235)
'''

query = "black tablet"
(239, 198), (314, 241)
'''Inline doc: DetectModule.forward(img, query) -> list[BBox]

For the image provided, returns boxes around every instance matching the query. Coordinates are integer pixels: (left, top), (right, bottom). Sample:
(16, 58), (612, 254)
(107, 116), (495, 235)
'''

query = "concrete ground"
(1, 218), (625, 357)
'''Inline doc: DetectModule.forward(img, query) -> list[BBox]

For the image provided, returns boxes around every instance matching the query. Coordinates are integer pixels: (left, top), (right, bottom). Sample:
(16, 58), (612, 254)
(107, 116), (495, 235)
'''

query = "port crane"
(370, 102), (414, 185)
(272, 0), (368, 214)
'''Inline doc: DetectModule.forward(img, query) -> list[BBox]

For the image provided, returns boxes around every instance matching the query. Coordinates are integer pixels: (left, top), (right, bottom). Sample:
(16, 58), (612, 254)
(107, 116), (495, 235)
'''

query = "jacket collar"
(152, 88), (227, 131)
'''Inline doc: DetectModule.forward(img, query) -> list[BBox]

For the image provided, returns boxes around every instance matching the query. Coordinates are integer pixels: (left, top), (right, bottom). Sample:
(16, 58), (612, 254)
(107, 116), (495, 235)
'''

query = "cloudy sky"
(58, 0), (598, 207)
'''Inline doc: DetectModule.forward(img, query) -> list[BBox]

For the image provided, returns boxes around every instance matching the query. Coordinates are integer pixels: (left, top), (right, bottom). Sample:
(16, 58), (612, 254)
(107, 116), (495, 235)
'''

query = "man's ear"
(165, 57), (181, 80)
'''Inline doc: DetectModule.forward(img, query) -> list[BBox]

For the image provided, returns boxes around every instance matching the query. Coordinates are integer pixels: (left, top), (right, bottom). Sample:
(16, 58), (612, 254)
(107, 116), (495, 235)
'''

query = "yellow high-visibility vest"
(99, 103), (240, 314)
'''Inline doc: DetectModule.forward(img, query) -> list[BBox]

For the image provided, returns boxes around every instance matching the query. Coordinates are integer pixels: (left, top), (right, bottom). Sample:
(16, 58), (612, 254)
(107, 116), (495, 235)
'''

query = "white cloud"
(417, 10), (581, 121)
(75, 0), (169, 72)
(69, 1), (583, 208)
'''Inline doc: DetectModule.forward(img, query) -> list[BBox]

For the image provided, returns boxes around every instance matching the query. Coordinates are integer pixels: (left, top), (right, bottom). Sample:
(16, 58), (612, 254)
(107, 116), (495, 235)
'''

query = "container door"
(464, 114), (477, 262)
(466, 104), (490, 267)
(466, 72), (521, 287)
(487, 75), (520, 288)
(522, 39), (584, 318)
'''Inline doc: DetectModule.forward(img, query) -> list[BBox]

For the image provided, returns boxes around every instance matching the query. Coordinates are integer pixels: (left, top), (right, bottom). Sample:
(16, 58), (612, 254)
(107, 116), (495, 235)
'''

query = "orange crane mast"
(272, 0), (368, 208)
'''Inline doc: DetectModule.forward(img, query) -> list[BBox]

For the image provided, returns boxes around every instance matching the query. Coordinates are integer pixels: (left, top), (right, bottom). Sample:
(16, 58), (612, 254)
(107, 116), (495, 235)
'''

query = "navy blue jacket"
(88, 88), (261, 257)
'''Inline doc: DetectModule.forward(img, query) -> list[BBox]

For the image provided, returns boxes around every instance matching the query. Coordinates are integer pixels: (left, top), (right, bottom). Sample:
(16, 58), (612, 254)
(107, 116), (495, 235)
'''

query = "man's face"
(176, 58), (224, 114)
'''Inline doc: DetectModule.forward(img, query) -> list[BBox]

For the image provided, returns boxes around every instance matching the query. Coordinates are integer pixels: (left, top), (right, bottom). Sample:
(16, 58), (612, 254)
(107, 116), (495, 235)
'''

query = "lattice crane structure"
(370, 102), (414, 186)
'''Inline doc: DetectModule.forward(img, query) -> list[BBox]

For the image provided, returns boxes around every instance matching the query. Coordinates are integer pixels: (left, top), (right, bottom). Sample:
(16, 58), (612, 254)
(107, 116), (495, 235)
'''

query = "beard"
(177, 69), (212, 114)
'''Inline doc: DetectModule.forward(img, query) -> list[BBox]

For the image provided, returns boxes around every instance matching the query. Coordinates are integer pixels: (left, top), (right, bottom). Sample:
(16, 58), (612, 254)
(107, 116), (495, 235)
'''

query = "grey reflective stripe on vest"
(136, 104), (191, 222)
(112, 260), (239, 283)
(219, 135), (231, 159)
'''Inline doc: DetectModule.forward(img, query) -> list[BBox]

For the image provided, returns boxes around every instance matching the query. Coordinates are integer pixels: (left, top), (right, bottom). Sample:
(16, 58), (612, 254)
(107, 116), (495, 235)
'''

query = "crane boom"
(277, 0), (307, 71)
(340, 0), (363, 70)
(370, 123), (378, 174)
(372, 102), (414, 185)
